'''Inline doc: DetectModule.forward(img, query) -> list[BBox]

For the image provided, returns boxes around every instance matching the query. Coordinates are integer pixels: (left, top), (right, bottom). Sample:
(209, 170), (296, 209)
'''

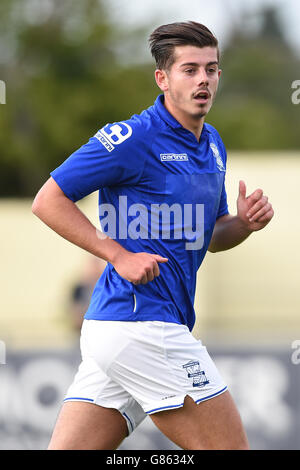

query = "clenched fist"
(112, 250), (168, 285)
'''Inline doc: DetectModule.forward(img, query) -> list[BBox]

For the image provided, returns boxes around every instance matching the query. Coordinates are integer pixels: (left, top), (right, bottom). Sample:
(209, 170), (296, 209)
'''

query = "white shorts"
(64, 320), (227, 435)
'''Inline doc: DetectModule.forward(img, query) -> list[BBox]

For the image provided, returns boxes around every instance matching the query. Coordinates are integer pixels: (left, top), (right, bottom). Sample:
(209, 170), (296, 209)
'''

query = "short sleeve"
(50, 119), (145, 202)
(215, 133), (229, 219)
(216, 178), (229, 219)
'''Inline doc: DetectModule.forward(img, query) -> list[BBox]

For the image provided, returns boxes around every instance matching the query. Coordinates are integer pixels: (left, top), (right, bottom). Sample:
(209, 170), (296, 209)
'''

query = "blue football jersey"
(50, 95), (229, 331)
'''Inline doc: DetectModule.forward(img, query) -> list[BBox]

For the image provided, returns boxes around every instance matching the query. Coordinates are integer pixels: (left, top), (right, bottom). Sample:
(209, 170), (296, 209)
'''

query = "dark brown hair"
(149, 21), (219, 71)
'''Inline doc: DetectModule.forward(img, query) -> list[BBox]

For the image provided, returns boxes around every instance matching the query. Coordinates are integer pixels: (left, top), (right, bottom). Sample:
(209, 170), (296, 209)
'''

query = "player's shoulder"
(204, 123), (224, 145)
(93, 106), (158, 151)
(205, 122), (228, 167)
(205, 123), (227, 152)
(125, 104), (161, 138)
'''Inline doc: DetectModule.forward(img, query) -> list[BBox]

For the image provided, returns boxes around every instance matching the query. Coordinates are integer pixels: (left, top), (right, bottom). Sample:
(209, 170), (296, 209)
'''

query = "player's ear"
(154, 69), (169, 92)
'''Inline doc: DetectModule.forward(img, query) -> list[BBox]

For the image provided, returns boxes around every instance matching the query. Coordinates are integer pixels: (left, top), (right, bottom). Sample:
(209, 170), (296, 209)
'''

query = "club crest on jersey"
(210, 143), (225, 172)
(182, 360), (209, 387)
(94, 122), (132, 152)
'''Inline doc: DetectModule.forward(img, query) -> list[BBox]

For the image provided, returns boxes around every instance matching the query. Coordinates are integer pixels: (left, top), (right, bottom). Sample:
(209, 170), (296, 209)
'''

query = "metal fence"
(0, 345), (299, 450)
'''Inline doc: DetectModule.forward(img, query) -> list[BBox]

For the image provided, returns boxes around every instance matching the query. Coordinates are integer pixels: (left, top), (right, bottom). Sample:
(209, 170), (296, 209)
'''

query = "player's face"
(157, 45), (221, 123)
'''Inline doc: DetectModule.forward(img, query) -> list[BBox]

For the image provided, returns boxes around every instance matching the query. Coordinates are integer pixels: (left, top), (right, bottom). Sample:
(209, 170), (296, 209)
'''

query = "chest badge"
(210, 143), (225, 172)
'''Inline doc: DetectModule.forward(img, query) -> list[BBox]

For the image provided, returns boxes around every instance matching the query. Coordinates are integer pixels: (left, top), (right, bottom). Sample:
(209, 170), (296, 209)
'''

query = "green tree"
(208, 6), (300, 150)
(0, 3), (299, 197)
(0, 0), (157, 197)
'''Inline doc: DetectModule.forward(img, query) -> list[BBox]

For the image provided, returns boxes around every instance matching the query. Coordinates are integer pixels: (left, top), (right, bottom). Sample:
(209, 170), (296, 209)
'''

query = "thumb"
(151, 254), (168, 263)
(238, 180), (247, 200)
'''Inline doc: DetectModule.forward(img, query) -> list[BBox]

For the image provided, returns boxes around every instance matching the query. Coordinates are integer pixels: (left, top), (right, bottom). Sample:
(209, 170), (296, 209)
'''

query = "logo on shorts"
(182, 360), (209, 387)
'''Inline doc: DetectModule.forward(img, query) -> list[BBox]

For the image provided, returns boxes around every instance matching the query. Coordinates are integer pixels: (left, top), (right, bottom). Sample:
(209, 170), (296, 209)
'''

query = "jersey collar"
(154, 94), (210, 135)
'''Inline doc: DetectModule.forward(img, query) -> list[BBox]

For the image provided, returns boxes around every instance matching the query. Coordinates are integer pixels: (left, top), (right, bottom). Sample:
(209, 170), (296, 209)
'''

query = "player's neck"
(163, 95), (205, 142)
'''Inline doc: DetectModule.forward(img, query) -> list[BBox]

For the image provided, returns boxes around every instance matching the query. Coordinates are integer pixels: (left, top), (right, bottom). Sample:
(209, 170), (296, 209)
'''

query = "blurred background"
(0, 0), (300, 450)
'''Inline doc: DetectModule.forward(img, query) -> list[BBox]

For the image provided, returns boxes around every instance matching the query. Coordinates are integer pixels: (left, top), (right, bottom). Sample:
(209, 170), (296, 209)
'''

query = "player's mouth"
(193, 89), (210, 104)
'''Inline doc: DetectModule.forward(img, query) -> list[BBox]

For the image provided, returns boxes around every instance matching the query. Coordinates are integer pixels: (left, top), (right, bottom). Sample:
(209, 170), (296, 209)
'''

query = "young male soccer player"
(32, 22), (274, 450)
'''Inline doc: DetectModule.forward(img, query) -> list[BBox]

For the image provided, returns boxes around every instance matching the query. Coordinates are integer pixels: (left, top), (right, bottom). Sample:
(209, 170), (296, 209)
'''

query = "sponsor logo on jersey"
(94, 122), (133, 152)
(94, 131), (114, 152)
(160, 153), (189, 162)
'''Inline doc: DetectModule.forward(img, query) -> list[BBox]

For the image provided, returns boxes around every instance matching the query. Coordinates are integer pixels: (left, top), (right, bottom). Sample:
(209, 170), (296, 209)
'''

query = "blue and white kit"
(50, 95), (229, 434)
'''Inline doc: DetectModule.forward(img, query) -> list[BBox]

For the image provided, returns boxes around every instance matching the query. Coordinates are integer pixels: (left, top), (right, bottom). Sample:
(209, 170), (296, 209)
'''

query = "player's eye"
(185, 69), (196, 74)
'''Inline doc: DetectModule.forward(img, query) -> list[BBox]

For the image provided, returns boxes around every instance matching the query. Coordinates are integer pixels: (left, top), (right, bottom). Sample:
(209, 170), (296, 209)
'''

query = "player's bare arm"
(208, 180), (274, 253)
(32, 176), (167, 285)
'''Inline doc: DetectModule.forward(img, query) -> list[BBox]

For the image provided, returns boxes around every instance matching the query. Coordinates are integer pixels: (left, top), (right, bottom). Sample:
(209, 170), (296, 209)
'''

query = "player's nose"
(196, 68), (209, 86)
